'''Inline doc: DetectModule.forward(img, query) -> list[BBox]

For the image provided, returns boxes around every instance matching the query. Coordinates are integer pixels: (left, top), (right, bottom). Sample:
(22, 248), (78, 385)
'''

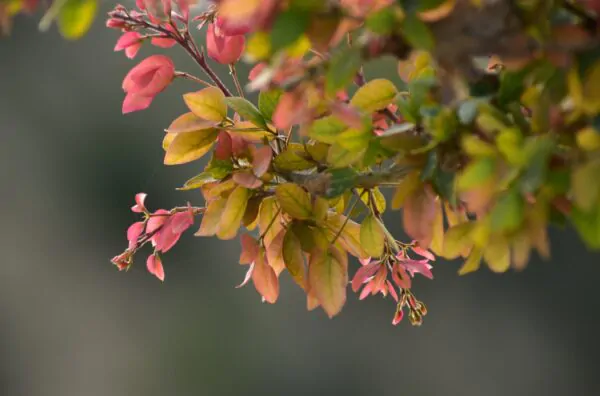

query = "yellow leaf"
(327, 143), (365, 167)
(462, 134), (497, 157)
(308, 251), (347, 318)
(282, 231), (306, 289)
(313, 197), (330, 223)
(195, 198), (227, 237)
(258, 197), (282, 245)
(217, 0), (261, 23)
(325, 213), (369, 259)
(418, 0), (456, 22)
(391, 171), (421, 209)
(58, 0), (97, 40)
(360, 214), (385, 258)
(245, 31), (272, 61)
(217, 186), (249, 240)
(511, 233), (531, 271)
(576, 127), (600, 151)
(442, 223), (473, 259)
(275, 183), (313, 220)
(162, 132), (177, 151)
(184, 87), (227, 122)
(458, 248), (482, 275)
(164, 129), (219, 165)
(483, 237), (510, 273)
(572, 159), (600, 211)
(430, 200), (445, 256)
(166, 112), (219, 134)
(350, 79), (398, 113)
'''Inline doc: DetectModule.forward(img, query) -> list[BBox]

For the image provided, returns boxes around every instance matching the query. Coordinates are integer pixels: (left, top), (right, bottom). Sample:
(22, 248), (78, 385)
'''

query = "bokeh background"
(2, 4), (600, 396)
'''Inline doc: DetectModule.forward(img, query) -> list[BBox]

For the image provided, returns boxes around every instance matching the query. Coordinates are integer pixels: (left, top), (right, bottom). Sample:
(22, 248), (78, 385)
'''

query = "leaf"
(327, 144), (365, 167)
(490, 188), (524, 232)
(164, 129), (219, 165)
(457, 157), (496, 190)
(391, 171), (422, 209)
(282, 230), (306, 289)
(258, 197), (282, 245)
(252, 252), (279, 304)
(403, 186), (437, 249)
(239, 234), (259, 264)
(275, 183), (313, 220)
(58, 0), (97, 40)
(258, 89), (283, 121)
(195, 198), (227, 236)
(350, 79), (398, 113)
(232, 171), (263, 189)
(252, 146), (273, 177)
(217, 186), (249, 240)
(265, 230), (286, 276)
(273, 149), (315, 171)
(308, 251), (347, 318)
(360, 214), (385, 258)
(325, 213), (369, 259)
(309, 116), (347, 144)
(400, 14), (434, 51)
(225, 97), (269, 130)
(336, 128), (372, 151)
(325, 168), (359, 198)
(572, 159), (600, 211)
(326, 47), (362, 95)
(270, 9), (310, 51)
(458, 248), (482, 275)
(483, 237), (511, 273)
(177, 172), (217, 191)
(166, 112), (219, 134)
(184, 87), (227, 122)
(442, 223), (473, 259)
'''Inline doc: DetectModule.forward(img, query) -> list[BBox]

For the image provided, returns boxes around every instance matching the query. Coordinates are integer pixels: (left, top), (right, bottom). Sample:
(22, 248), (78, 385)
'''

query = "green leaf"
(273, 149), (315, 171)
(282, 231), (306, 289)
(275, 184), (313, 220)
(350, 79), (398, 113)
(327, 144), (365, 167)
(457, 157), (496, 190)
(258, 89), (283, 121)
(571, 206), (600, 249)
(270, 9), (310, 51)
(360, 214), (385, 258)
(57, 0), (97, 40)
(177, 172), (217, 191)
(326, 47), (362, 95)
(309, 116), (347, 144)
(490, 189), (524, 232)
(325, 168), (359, 198)
(365, 7), (398, 34)
(225, 97), (269, 130)
(572, 159), (600, 211)
(336, 128), (372, 151)
(400, 14), (434, 51)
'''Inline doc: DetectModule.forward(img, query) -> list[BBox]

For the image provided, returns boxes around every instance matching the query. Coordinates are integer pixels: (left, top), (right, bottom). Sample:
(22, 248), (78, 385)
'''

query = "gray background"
(1, 4), (599, 396)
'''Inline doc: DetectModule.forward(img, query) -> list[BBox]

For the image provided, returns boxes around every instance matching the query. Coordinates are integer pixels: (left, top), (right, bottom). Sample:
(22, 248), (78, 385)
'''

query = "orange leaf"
(308, 250), (347, 318)
(252, 251), (279, 304)
(403, 186), (437, 249)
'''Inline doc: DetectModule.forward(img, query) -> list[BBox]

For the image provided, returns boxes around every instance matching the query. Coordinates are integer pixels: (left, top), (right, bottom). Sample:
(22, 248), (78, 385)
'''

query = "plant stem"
(229, 64), (245, 97)
(175, 71), (212, 87)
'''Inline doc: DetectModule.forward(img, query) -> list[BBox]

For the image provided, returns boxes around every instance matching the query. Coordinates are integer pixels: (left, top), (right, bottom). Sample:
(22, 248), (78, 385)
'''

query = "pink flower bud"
(114, 32), (143, 59)
(206, 22), (245, 65)
(122, 55), (175, 114)
(106, 18), (127, 29)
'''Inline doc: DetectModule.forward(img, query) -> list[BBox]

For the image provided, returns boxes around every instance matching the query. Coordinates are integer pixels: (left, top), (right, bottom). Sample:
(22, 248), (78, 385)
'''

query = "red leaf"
(252, 146), (273, 177)
(403, 185), (437, 249)
(252, 252), (279, 303)
(239, 233), (259, 264)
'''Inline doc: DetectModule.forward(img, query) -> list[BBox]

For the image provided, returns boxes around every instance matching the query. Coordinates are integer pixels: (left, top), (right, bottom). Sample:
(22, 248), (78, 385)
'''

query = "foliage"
(13, 0), (600, 326)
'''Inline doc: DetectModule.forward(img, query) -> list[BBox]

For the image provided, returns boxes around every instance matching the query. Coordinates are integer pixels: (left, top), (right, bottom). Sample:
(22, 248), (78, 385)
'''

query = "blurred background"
(2, 4), (600, 396)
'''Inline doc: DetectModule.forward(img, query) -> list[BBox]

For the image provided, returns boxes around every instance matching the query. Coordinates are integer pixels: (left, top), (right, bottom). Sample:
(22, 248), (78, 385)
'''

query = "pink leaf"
(351, 261), (380, 292)
(115, 32), (143, 59)
(252, 146), (272, 177)
(359, 282), (374, 300)
(410, 244), (436, 261)
(216, 15), (252, 35)
(206, 22), (245, 65)
(387, 281), (399, 302)
(399, 259), (434, 280)
(122, 93), (153, 114)
(151, 24), (177, 48)
(131, 193), (148, 213)
(236, 263), (255, 288)
(392, 262), (412, 289)
(232, 171), (263, 189)
(122, 55), (175, 97)
(146, 209), (169, 234)
(272, 91), (306, 130)
(146, 254), (165, 281)
(127, 221), (145, 250)
(170, 208), (194, 233)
